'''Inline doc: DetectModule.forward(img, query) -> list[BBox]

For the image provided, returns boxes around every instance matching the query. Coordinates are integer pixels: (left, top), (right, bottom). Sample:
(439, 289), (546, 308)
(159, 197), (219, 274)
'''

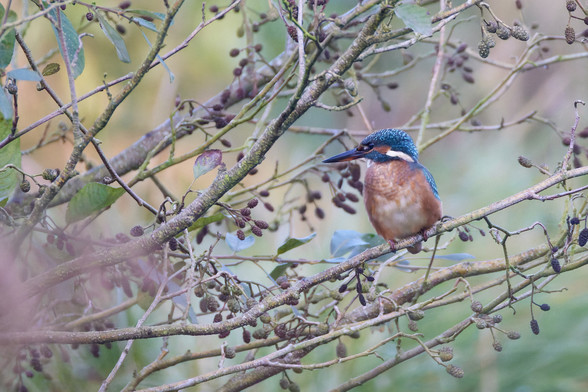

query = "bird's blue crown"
(362, 129), (439, 199)
(361, 129), (419, 163)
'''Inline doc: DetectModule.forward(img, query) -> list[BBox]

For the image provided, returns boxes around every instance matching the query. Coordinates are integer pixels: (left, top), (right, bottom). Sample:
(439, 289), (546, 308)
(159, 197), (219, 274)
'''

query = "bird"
(323, 129), (442, 254)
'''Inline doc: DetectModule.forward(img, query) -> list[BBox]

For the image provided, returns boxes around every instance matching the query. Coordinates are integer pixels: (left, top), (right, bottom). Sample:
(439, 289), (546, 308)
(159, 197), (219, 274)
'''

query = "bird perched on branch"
(323, 129), (442, 253)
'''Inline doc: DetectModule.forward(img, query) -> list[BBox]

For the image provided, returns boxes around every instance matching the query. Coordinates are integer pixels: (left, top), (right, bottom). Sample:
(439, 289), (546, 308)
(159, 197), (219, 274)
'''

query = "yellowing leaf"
(193, 149), (222, 179)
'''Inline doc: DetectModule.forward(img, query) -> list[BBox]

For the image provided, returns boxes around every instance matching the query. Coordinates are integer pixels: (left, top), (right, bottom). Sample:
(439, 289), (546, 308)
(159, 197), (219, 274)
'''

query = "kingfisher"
(323, 129), (442, 253)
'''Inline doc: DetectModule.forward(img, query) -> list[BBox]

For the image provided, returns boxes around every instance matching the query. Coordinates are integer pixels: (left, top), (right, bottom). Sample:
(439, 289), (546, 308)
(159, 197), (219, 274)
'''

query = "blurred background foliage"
(3, 0), (588, 391)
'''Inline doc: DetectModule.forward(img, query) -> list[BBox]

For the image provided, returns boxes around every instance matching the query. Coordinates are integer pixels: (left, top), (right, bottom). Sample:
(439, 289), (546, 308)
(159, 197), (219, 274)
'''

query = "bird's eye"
(357, 143), (373, 152)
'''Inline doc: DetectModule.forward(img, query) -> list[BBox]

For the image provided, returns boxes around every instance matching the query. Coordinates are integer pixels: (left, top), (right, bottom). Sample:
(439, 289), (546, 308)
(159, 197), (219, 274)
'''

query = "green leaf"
(168, 282), (198, 322)
(7, 68), (41, 81)
(187, 212), (224, 232)
(96, 11), (131, 63)
(277, 233), (316, 255)
(0, 30), (15, 69)
(0, 6), (16, 68)
(42, 63), (61, 76)
(0, 117), (20, 204)
(395, 2), (433, 36)
(269, 263), (290, 280)
(435, 253), (475, 261)
(0, 88), (13, 120)
(139, 29), (174, 82)
(361, 233), (386, 246)
(330, 230), (368, 257)
(132, 16), (158, 32)
(66, 183), (124, 223)
(48, 6), (85, 78)
(157, 53), (175, 83)
(193, 149), (222, 179)
(329, 230), (387, 261)
(225, 232), (255, 253)
(322, 257), (347, 263)
(347, 233), (385, 258)
(126, 9), (167, 21)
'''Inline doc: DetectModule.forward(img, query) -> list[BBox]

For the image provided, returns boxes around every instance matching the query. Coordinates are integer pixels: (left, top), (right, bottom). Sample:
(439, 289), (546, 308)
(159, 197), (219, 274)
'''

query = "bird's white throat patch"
(385, 150), (415, 162)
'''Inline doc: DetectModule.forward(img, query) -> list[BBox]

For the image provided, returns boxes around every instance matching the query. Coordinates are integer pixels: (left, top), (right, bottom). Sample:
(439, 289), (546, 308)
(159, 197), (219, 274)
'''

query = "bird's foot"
(420, 228), (429, 242)
(387, 239), (397, 253)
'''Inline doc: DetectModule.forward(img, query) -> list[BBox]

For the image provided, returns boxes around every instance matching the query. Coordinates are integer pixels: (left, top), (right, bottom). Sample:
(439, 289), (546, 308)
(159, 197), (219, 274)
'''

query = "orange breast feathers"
(363, 160), (442, 242)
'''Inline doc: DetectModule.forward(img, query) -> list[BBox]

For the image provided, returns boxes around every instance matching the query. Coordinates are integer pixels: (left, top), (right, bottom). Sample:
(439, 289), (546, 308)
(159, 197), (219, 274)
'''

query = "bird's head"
(323, 129), (419, 164)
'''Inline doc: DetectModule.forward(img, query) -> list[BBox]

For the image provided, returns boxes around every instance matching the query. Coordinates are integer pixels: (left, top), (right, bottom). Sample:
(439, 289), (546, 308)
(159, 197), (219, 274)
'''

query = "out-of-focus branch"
(18, 4), (391, 299)
(12, 0), (186, 247)
(331, 318), (473, 392)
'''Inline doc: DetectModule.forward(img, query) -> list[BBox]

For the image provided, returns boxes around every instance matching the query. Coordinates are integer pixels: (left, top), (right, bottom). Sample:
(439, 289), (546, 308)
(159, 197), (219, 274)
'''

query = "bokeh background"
(7, 0), (588, 390)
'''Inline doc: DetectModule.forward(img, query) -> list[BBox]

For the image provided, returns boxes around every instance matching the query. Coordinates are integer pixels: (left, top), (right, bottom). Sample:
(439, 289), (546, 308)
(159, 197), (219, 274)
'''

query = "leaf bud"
(470, 300), (483, 313)
(130, 225), (144, 237)
(20, 180), (31, 193)
(485, 21), (497, 33)
(254, 220), (269, 229)
(512, 25), (529, 41)
(530, 319), (540, 335)
(225, 346), (236, 358)
(408, 310), (425, 321)
(565, 26), (576, 44)
(242, 329), (251, 343)
(506, 330), (521, 340)
(578, 228), (588, 247)
(41, 168), (60, 181)
(438, 346), (454, 362)
(496, 24), (511, 40)
(446, 364), (465, 378)
(518, 155), (533, 168)
(251, 226), (263, 237)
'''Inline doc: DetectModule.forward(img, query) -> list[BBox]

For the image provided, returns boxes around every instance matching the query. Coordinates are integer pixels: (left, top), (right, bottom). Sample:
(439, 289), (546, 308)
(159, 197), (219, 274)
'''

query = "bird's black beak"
(322, 148), (366, 163)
